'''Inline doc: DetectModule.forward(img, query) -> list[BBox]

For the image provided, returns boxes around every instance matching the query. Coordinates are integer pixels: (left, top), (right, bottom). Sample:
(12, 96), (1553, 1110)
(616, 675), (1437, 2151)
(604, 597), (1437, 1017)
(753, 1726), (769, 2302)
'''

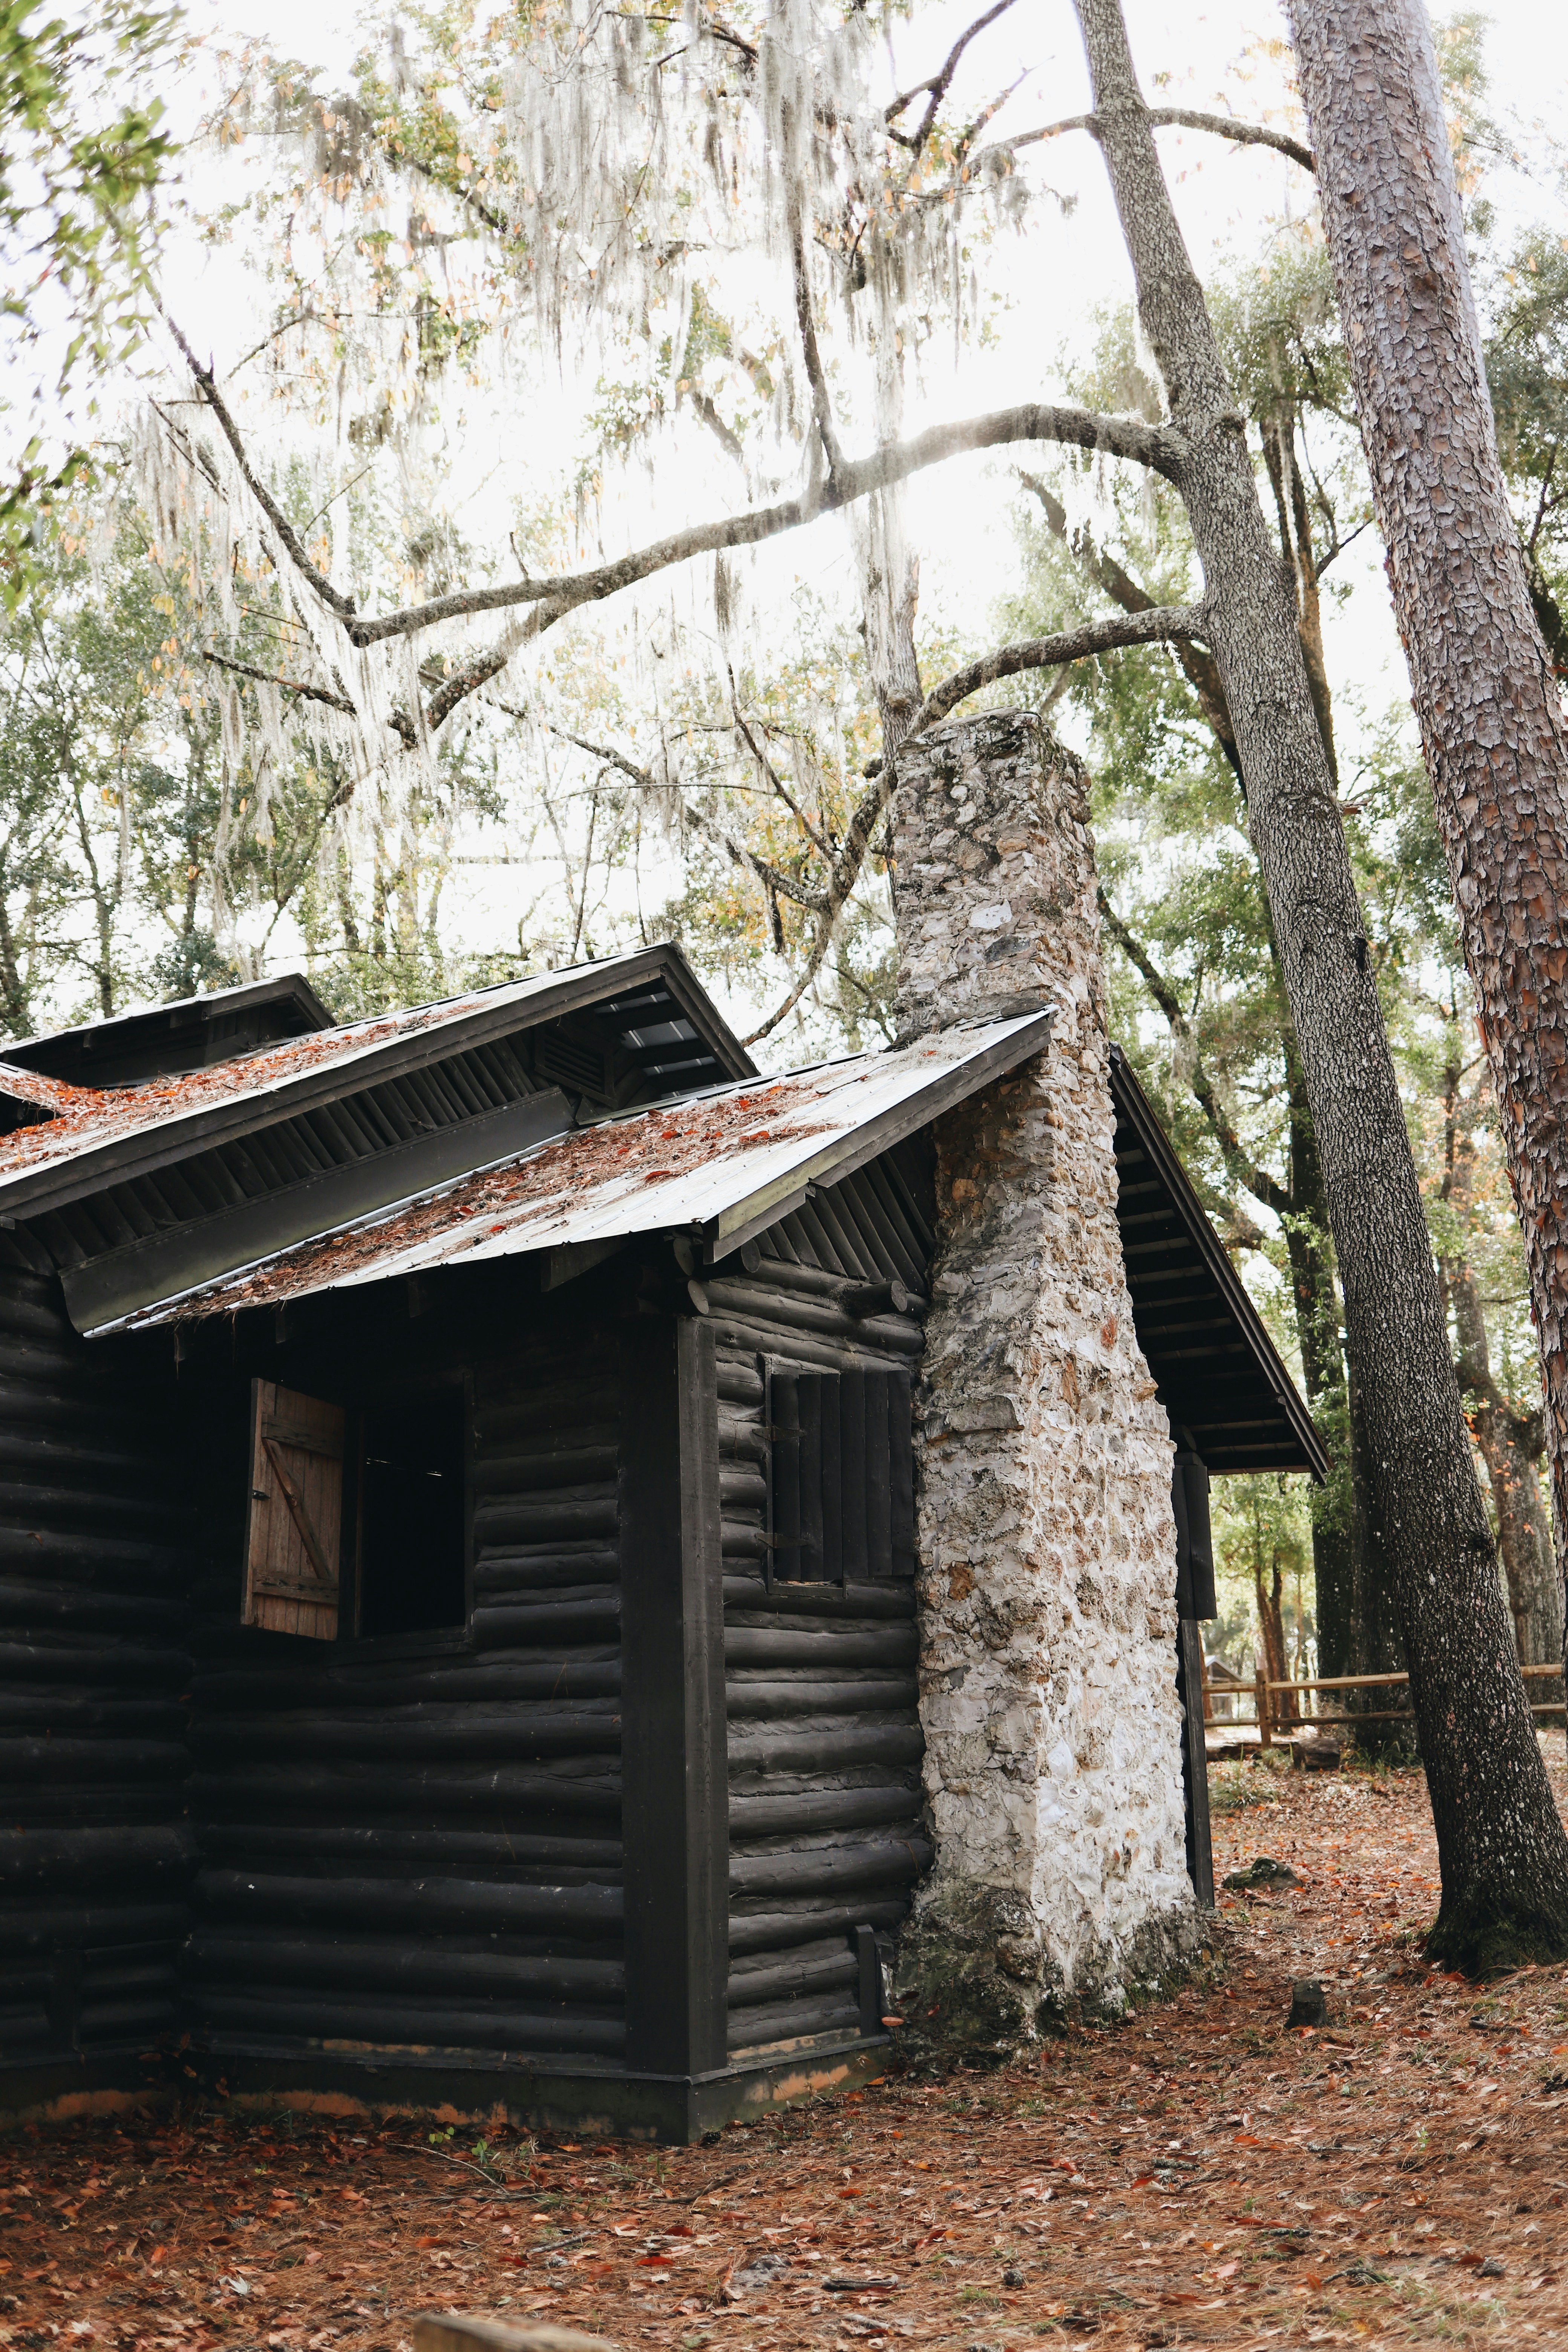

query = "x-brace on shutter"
(243, 1378), (345, 1640)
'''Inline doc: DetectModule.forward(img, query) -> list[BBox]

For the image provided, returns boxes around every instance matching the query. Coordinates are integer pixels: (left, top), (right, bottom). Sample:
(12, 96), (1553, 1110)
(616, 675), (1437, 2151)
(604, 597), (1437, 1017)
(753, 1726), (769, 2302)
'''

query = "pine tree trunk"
(1076, 0), (1568, 1966)
(1288, 0), (1568, 1695)
(1280, 1037), (1359, 1679)
(1255, 1550), (1297, 1727)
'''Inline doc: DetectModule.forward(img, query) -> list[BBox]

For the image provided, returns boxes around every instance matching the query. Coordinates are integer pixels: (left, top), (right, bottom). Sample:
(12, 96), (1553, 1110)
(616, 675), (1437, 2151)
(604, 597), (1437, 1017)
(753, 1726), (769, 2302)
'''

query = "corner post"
(619, 1314), (728, 2076)
(1176, 1622), (1214, 1909)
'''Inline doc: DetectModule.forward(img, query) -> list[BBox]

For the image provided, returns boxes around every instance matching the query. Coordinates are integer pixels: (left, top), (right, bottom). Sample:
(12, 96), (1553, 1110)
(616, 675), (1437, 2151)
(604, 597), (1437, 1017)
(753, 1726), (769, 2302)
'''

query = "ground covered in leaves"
(9, 1751), (1568, 2352)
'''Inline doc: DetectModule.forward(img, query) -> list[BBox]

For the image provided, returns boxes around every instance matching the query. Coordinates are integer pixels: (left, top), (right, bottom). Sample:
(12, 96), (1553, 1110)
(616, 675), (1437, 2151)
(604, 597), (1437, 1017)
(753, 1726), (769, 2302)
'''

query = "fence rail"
(1199, 1655), (1567, 1747)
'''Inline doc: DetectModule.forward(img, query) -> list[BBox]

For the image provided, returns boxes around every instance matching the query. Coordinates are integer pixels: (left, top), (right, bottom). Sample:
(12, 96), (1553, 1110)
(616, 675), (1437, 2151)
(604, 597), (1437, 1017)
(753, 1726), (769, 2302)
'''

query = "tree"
(153, 0), (1567, 1965)
(1434, 1027), (1564, 1680)
(1287, 1), (1568, 1688)
(0, 0), (180, 600)
(995, 271), (1369, 1685)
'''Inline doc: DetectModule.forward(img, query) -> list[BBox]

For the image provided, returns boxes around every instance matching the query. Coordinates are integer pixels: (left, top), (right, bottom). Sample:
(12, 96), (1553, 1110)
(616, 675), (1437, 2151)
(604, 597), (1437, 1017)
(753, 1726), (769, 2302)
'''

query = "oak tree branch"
(981, 103), (1314, 173)
(900, 602), (1209, 743)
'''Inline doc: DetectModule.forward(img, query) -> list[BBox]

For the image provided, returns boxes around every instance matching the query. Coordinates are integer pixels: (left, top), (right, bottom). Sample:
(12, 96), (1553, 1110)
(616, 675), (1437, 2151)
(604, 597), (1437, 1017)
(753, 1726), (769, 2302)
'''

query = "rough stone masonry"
(891, 707), (1199, 2047)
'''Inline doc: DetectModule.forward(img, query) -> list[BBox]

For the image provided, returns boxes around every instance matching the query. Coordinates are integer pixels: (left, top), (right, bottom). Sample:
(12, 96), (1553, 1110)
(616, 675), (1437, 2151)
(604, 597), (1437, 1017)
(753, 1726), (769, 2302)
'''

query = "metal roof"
(0, 943), (754, 1222)
(106, 1008), (1057, 1333)
(3, 972), (335, 1087)
(1109, 1045), (1330, 1480)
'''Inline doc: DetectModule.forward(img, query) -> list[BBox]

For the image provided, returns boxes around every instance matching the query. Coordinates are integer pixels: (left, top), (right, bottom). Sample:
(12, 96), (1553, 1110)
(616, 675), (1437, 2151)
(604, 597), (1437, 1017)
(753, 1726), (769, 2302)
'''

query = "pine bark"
(1288, 0), (1568, 1685)
(1076, 0), (1568, 1966)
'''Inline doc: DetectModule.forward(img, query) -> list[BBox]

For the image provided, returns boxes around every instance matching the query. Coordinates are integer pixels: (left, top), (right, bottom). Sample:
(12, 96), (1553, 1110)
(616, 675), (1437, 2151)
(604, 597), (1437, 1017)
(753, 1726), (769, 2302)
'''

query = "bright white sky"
(136, 0), (1568, 1043)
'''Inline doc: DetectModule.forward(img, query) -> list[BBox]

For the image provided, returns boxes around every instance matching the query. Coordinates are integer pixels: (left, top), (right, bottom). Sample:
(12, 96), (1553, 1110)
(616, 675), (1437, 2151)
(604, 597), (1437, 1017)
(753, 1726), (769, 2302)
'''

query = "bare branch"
(348, 401), (1181, 649)
(902, 603), (1208, 742)
(973, 103), (1314, 175)
(727, 672), (835, 862)
(690, 389), (746, 467)
(886, 0), (1019, 155)
(789, 192), (845, 482)
(744, 761), (896, 1045)
(163, 310), (358, 622)
(198, 648), (355, 716)
(401, 148), (511, 238)
(1018, 469), (1242, 778)
(536, 722), (831, 914)
(424, 636), (534, 732)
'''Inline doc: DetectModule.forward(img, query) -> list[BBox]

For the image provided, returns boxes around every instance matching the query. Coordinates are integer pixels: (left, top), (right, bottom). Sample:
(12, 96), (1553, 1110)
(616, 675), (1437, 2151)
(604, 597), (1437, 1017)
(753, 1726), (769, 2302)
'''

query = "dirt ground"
(9, 1749), (1568, 2352)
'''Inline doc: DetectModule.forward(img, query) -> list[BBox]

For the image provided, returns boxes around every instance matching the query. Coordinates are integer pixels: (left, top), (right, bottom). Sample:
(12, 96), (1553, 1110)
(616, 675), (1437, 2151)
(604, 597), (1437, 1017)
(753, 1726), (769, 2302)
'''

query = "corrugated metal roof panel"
(105, 1009), (1055, 1333)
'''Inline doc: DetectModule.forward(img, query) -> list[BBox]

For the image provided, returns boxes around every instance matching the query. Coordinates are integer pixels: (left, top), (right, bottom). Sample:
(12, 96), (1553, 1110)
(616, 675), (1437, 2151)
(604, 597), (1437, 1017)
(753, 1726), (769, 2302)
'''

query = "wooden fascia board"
(63, 1089), (574, 1337)
(1108, 1044), (1330, 1482)
(7, 971), (335, 1067)
(0, 945), (702, 1222)
(700, 1009), (1054, 1260)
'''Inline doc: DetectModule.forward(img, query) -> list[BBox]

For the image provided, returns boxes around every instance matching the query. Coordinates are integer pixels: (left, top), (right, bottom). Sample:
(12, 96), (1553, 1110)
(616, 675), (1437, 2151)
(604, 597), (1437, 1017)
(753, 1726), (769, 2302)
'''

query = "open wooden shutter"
(243, 1380), (345, 1640)
(1172, 1449), (1216, 1621)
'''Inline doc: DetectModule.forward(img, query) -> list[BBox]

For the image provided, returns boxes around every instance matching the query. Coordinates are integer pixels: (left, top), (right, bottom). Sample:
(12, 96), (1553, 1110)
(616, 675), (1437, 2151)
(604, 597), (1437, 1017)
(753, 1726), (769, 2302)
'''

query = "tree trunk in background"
(1289, 0), (1568, 1649)
(1078, 0), (1568, 1968)
(1280, 1037), (1361, 1681)
(1254, 1540), (1298, 1728)
(1027, 470), (1366, 1675)
(1444, 1253), (1565, 1678)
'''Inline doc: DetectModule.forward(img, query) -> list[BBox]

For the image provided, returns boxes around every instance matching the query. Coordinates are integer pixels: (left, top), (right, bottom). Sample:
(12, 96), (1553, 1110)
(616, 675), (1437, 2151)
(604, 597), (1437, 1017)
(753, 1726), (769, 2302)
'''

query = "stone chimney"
(890, 709), (1199, 2043)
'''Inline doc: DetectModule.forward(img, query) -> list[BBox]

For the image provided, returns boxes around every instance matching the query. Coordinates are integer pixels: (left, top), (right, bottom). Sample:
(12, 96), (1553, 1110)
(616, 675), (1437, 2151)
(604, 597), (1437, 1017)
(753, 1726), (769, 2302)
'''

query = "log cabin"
(0, 924), (1322, 2141)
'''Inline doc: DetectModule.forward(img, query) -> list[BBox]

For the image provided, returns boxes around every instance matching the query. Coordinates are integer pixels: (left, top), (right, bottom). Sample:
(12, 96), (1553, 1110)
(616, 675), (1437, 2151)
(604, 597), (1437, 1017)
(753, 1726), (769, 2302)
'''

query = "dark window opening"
(766, 1361), (914, 1585)
(355, 1387), (467, 1638)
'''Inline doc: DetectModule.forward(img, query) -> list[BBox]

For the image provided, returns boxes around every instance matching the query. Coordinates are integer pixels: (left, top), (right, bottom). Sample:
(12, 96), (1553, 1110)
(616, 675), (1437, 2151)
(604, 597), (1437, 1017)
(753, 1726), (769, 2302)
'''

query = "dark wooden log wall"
(0, 1245), (195, 2075)
(184, 1324), (627, 2065)
(0, 1125), (937, 2090)
(706, 1156), (934, 2056)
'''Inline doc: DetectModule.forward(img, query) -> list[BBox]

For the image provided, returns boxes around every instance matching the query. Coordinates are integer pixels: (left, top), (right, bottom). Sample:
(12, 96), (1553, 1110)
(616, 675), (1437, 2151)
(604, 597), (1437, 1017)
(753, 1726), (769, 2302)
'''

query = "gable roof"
(0, 943), (752, 1222)
(1109, 1045), (1329, 1479)
(3, 972), (335, 1092)
(93, 1009), (1057, 1334)
(4, 952), (1326, 1487)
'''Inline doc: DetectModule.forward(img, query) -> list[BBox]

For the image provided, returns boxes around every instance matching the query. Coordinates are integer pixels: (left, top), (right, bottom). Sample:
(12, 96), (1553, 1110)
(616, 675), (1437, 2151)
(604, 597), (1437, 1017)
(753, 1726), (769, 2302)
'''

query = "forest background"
(5, 0), (1568, 1690)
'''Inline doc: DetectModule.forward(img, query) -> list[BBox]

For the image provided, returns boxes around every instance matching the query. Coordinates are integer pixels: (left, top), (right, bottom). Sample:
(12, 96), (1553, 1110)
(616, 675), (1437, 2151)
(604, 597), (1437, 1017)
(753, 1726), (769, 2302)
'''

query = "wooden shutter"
(854, 1369), (914, 1579)
(767, 1363), (915, 1586)
(243, 1380), (345, 1640)
(766, 1367), (840, 1584)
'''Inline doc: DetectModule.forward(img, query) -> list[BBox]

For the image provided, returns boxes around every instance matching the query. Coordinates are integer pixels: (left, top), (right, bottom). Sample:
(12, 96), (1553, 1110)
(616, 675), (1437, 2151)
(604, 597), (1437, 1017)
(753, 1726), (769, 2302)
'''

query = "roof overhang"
(106, 1007), (1055, 1334)
(1109, 1044), (1329, 1480)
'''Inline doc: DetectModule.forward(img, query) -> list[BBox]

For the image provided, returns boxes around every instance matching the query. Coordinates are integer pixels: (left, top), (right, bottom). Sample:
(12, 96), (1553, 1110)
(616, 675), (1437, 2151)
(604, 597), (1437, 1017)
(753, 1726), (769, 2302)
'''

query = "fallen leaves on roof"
(150, 1069), (840, 1323)
(0, 995), (506, 1177)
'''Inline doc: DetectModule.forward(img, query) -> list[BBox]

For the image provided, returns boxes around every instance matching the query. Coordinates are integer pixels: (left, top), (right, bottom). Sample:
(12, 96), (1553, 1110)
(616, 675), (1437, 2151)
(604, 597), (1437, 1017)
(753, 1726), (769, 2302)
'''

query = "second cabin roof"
(0, 943), (752, 1218)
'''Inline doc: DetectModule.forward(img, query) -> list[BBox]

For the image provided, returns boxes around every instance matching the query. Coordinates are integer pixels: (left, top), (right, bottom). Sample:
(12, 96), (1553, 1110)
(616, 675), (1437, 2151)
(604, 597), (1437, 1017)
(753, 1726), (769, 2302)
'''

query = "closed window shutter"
(860, 1368), (914, 1579)
(767, 1361), (915, 1586)
(767, 1369), (837, 1582)
(243, 1379), (345, 1640)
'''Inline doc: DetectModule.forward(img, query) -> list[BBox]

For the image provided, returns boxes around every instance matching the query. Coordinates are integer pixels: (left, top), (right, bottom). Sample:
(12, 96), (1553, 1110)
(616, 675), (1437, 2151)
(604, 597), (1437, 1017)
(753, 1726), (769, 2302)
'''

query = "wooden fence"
(1200, 1655), (1568, 1746)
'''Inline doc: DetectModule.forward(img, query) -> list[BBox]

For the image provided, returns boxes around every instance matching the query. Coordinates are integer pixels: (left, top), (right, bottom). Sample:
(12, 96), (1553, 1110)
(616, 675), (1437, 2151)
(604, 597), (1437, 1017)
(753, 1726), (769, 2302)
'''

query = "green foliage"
(0, 0), (181, 602)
